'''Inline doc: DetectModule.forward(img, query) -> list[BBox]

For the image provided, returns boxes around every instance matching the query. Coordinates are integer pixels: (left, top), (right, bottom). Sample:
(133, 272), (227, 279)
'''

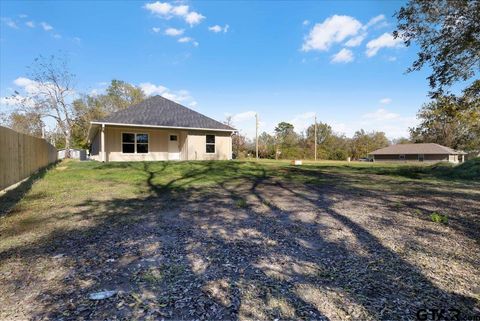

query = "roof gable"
(370, 143), (462, 155)
(94, 95), (235, 131)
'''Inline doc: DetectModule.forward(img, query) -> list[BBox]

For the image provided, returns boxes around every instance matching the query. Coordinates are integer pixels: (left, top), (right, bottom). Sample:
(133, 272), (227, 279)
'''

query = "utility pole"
(314, 114), (317, 161)
(255, 113), (259, 160)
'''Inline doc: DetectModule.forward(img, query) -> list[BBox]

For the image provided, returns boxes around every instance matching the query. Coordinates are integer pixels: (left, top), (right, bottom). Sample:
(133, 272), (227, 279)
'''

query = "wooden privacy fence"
(0, 126), (57, 190)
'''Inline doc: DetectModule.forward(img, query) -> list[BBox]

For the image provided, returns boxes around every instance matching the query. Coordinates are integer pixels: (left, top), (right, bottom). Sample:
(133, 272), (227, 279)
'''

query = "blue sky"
(1, 0), (433, 139)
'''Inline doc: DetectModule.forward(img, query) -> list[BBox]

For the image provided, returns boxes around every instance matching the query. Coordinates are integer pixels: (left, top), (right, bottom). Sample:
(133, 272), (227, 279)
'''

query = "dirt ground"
(0, 161), (479, 320)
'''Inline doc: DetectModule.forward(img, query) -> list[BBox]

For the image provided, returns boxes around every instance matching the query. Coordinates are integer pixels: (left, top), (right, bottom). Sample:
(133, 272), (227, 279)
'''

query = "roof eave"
(90, 121), (236, 132)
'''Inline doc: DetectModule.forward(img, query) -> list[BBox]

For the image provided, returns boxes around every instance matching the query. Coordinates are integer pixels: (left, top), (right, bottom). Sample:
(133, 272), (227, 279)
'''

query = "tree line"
(1, 55), (477, 161)
(230, 122), (393, 160)
(1, 0), (478, 158)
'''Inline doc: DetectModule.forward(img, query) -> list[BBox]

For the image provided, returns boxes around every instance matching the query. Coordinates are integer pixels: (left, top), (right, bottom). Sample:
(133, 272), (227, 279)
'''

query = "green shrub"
(235, 199), (247, 208)
(450, 157), (480, 179)
(430, 212), (448, 224)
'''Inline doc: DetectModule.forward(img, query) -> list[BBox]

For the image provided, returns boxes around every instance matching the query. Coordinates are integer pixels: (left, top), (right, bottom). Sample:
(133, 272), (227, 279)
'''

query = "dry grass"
(0, 159), (479, 320)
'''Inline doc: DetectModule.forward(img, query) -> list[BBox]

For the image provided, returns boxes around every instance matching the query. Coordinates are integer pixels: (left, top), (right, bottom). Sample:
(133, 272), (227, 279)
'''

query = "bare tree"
(9, 54), (76, 155)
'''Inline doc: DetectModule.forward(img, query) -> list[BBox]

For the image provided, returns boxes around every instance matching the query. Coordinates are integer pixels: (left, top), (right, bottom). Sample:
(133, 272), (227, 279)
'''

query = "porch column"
(101, 124), (105, 162)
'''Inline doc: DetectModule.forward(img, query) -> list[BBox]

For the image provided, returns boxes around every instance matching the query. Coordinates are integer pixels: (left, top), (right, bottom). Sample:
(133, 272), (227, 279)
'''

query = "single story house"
(369, 143), (466, 163)
(87, 95), (235, 162)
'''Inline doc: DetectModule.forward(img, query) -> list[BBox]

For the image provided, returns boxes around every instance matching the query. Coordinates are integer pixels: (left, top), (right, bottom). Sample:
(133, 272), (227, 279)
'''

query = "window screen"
(206, 135), (215, 153)
(136, 134), (149, 154)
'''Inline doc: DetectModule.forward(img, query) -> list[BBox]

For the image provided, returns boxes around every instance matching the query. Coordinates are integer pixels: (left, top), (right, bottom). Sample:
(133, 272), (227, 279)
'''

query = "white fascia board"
(90, 121), (236, 133)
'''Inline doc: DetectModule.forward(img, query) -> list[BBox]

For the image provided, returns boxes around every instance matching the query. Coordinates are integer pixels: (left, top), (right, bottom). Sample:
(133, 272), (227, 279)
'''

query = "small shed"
(58, 149), (87, 160)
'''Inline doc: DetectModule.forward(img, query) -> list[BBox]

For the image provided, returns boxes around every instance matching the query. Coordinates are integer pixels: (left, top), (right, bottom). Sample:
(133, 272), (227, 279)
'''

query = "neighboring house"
(87, 96), (235, 162)
(369, 143), (466, 163)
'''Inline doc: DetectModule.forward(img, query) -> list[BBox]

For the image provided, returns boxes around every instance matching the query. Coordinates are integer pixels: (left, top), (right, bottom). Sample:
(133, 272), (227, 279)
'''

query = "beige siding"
(96, 125), (231, 161)
(187, 131), (232, 160)
(373, 154), (450, 162)
(105, 126), (186, 161)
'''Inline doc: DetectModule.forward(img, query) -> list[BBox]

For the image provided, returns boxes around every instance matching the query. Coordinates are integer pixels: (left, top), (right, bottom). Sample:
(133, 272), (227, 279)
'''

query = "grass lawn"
(0, 159), (479, 320)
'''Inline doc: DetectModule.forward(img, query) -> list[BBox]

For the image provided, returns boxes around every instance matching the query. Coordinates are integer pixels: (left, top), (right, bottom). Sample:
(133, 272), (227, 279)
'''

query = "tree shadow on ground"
(284, 165), (480, 245)
(0, 161), (478, 320)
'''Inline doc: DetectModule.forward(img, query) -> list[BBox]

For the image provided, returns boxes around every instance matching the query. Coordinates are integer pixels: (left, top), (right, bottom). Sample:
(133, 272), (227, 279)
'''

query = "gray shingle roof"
(94, 95), (235, 131)
(370, 143), (465, 155)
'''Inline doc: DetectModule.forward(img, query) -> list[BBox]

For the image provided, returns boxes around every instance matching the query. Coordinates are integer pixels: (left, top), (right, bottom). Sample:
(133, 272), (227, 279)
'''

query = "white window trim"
(206, 134), (215, 154)
(121, 132), (150, 154)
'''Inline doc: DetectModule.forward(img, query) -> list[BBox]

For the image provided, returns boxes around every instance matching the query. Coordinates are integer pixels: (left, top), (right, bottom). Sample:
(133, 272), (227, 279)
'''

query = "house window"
(122, 133), (135, 154)
(206, 135), (215, 153)
(122, 133), (149, 154)
(418, 154), (424, 162)
(170, 135), (178, 141)
(136, 134), (149, 153)
(399, 154), (405, 160)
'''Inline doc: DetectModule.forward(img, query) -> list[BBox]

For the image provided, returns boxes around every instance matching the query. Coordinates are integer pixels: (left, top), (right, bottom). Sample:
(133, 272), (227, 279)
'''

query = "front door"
(168, 134), (180, 160)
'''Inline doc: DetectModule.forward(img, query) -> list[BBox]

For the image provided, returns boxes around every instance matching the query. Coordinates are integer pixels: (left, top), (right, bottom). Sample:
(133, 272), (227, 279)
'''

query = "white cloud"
(12, 76), (73, 96)
(344, 34), (365, 47)
(40, 22), (53, 31)
(322, 108), (417, 138)
(1, 17), (19, 29)
(144, 1), (172, 15)
(139, 82), (197, 107)
(359, 108), (417, 138)
(152, 27), (161, 33)
(329, 121), (348, 135)
(171, 5), (189, 16)
(289, 112), (316, 133)
(144, 2), (205, 26)
(178, 37), (198, 46)
(208, 24), (229, 33)
(53, 34), (61, 39)
(164, 27), (184, 36)
(0, 95), (36, 108)
(25, 21), (35, 28)
(362, 108), (399, 121)
(89, 89), (100, 96)
(224, 111), (263, 138)
(231, 111), (257, 123)
(302, 20), (310, 26)
(19, 14), (28, 18)
(13, 77), (41, 94)
(387, 56), (397, 62)
(365, 32), (403, 57)
(2, 77), (74, 110)
(209, 25), (220, 33)
(1, 78), (46, 108)
(379, 98), (392, 104)
(302, 15), (362, 51)
(364, 14), (386, 29)
(301, 13), (390, 58)
(139, 82), (168, 96)
(185, 12), (205, 26)
(331, 48), (354, 63)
